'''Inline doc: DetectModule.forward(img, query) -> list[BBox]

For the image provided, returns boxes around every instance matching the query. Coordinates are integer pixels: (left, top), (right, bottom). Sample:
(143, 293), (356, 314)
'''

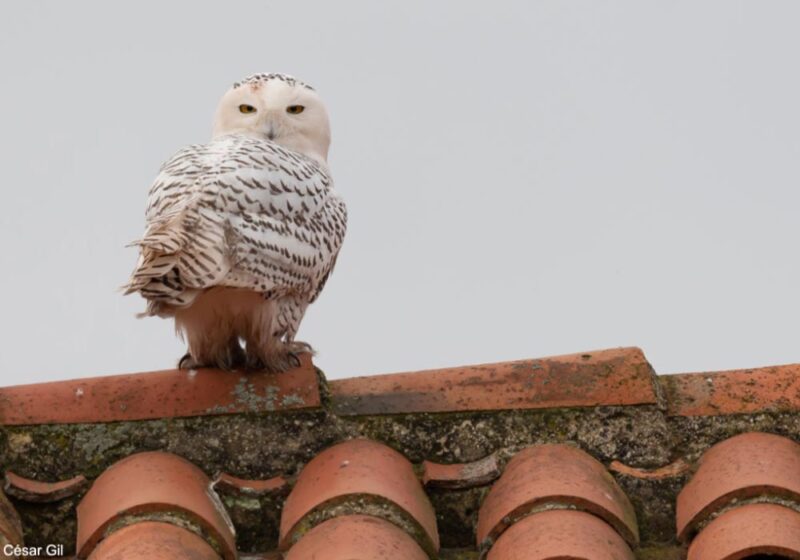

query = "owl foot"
(178, 339), (247, 371)
(244, 353), (297, 373)
(271, 352), (302, 373)
(244, 341), (313, 373)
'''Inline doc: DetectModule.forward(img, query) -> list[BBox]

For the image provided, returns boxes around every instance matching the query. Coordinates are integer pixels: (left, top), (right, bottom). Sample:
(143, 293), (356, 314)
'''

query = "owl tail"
(123, 204), (200, 315)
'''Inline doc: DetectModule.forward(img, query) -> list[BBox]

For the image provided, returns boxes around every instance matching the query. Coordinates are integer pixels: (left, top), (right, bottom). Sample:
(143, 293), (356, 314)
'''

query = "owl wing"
(125, 134), (347, 311)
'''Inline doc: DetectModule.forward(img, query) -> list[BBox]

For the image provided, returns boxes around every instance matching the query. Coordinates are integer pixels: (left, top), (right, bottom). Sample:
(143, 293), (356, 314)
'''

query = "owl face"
(213, 74), (331, 164)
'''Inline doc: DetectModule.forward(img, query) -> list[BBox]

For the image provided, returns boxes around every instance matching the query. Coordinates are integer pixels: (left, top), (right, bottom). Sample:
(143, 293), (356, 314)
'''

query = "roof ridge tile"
(0, 353), (320, 425)
(664, 362), (800, 417)
(330, 347), (659, 415)
(3, 347), (800, 424)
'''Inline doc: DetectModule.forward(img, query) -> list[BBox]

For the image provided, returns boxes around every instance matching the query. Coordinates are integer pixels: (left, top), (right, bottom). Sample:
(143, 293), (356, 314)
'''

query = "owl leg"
(221, 337), (246, 369)
(244, 296), (311, 373)
(241, 298), (280, 372)
(174, 289), (247, 371)
(281, 296), (312, 345)
(277, 297), (314, 370)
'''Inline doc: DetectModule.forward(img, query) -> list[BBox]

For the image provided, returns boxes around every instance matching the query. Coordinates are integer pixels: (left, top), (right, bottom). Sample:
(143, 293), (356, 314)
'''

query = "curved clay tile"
(5, 471), (88, 502)
(422, 454), (501, 489)
(279, 439), (439, 553)
(76, 451), (235, 560)
(677, 432), (800, 541)
(486, 510), (635, 560)
(212, 472), (289, 497)
(609, 458), (690, 481)
(87, 522), (220, 560)
(687, 503), (800, 560)
(284, 514), (429, 560)
(0, 489), (23, 546)
(477, 444), (638, 547)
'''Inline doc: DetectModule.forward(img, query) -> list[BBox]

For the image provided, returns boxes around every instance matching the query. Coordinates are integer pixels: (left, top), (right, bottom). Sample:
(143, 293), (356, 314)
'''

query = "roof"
(1, 346), (800, 558)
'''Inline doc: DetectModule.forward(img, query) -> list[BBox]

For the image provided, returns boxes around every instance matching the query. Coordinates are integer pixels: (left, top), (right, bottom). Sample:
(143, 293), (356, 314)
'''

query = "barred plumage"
(125, 74), (346, 372)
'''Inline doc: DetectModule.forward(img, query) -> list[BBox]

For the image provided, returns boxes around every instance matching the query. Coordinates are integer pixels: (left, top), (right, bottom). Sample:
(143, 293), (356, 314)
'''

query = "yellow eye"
(286, 105), (305, 114)
(239, 104), (257, 114)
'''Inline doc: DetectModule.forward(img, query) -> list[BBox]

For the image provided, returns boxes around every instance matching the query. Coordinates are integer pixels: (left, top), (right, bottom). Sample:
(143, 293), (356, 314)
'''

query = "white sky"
(1, 1), (798, 385)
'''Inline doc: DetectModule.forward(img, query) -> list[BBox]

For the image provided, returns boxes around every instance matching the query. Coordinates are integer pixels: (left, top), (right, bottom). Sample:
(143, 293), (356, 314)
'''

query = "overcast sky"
(1, 1), (798, 385)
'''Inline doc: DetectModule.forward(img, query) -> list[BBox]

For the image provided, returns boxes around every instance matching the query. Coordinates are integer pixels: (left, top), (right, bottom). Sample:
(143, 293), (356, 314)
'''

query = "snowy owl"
(124, 73), (347, 372)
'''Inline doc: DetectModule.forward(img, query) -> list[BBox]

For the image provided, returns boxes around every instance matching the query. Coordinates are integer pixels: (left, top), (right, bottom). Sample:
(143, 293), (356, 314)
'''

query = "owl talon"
(287, 340), (315, 355)
(179, 338), (245, 371)
(243, 349), (303, 374)
(244, 355), (265, 371)
(225, 340), (247, 370)
(178, 353), (201, 369)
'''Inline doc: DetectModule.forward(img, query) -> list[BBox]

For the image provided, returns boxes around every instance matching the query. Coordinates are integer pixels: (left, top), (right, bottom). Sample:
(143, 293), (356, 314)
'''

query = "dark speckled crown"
(232, 72), (315, 91)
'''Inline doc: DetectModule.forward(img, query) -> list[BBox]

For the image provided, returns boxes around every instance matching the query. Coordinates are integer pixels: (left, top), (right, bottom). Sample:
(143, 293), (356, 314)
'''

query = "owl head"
(213, 73), (331, 164)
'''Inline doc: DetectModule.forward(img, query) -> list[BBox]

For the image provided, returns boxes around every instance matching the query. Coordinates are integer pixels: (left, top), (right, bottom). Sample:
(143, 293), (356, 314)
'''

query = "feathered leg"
(243, 295), (311, 373)
(173, 288), (252, 370)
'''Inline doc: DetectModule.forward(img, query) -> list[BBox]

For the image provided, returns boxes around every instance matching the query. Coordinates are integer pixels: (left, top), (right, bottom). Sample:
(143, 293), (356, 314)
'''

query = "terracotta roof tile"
(86, 522), (220, 560)
(609, 458), (690, 481)
(687, 503), (800, 560)
(486, 510), (635, 560)
(212, 472), (290, 498)
(0, 489), (22, 547)
(676, 432), (800, 541)
(477, 444), (639, 548)
(329, 347), (659, 415)
(4, 348), (799, 427)
(0, 353), (319, 425)
(4, 346), (800, 557)
(76, 451), (236, 559)
(422, 454), (501, 490)
(4, 471), (88, 503)
(279, 439), (439, 555)
(284, 515), (429, 560)
(663, 363), (800, 417)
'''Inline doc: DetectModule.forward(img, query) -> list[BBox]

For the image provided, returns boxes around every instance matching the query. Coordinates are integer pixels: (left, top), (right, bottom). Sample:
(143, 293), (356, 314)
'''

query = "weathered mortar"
(668, 411), (800, 463)
(219, 491), (285, 553)
(2, 411), (341, 482)
(347, 406), (671, 467)
(428, 487), (488, 549)
(614, 474), (687, 546)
